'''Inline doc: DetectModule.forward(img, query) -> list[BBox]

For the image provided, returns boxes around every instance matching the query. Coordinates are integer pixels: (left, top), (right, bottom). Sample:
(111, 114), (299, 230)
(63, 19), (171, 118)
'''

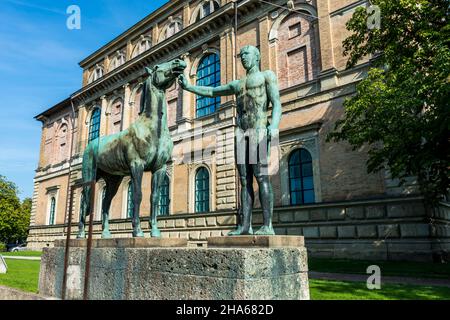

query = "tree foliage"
(0, 175), (31, 244)
(328, 0), (450, 204)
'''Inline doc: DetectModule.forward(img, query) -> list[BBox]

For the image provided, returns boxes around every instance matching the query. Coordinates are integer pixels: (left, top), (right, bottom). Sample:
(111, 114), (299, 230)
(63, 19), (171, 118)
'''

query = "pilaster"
(123, 83), (131, 130)
(182, 2), (191, 27)
(258, 14), (270, 71)
(38, 123), (47, 168)
(220, 28), (235, 103)
(100, 96), (108, 137)
(77, 105), (87, 153)
(317, 0), (336, 71)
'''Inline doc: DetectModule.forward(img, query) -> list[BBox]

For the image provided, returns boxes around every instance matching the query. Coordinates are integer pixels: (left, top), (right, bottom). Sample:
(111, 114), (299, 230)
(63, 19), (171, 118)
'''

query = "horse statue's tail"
(80, 141), (98, 218)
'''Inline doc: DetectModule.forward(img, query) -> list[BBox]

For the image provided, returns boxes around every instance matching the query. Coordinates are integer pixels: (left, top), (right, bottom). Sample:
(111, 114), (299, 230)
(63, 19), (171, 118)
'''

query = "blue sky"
(0, 0), (167, 200)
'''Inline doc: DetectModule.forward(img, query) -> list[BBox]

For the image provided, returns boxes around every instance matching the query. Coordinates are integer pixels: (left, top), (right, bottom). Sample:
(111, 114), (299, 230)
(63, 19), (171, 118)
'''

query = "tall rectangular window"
(196, 53), (220, 117)
(49, 197), (56, 225)
(195, 167), (210, 213)
(88, 108), (101, 142)
(158, 175), (170, 216)
(289, 149), (315, 205)
(127, 183), (134, 218)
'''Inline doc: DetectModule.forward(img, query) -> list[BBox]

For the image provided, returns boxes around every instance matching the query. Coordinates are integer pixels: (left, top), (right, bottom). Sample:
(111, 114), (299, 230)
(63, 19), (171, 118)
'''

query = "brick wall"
(277, 13), (319, 90)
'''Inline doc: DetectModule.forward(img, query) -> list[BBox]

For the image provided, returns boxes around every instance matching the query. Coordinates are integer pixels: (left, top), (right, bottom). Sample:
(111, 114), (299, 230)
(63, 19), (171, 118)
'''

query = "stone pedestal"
(208, 235), (305, 248)
(39, 236), (309, 300)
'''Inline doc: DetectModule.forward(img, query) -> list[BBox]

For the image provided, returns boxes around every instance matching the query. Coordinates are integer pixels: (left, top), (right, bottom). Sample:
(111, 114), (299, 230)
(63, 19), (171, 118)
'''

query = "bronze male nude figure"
(179, 45), (282, 235)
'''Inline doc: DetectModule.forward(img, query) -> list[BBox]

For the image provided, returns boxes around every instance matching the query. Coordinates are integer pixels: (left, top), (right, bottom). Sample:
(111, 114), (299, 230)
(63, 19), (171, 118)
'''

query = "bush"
(0, 243), (6, 252)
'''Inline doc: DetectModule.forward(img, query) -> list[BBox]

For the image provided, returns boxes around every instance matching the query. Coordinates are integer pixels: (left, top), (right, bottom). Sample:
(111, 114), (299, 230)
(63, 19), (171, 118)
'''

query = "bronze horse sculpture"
(77, 58), (187, 239)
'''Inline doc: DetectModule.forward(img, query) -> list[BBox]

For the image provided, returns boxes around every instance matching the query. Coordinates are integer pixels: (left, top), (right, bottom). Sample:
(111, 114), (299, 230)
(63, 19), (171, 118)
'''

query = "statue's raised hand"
(178, 74), (189, 89)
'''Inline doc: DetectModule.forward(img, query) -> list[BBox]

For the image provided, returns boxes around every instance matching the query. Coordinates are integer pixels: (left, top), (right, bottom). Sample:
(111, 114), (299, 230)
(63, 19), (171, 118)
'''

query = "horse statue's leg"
(130, 161), (145, 237)
(77, 143), (97, 239)
(101, 175), (123, 239)
(150, 165), (166, 238)
(77, 185), (91, 239)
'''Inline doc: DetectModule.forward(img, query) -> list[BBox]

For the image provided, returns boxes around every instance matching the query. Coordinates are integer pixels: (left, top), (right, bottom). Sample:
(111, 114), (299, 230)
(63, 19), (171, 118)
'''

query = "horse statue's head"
(139, 58), (187, 116)
(145, 58), (187, 90)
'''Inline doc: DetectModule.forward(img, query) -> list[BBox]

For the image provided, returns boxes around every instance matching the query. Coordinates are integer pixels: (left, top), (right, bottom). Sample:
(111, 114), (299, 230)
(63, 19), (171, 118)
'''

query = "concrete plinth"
(208, 235), (305, 248)
(39, 236), (309, 300)
(54, 237), (188, 248)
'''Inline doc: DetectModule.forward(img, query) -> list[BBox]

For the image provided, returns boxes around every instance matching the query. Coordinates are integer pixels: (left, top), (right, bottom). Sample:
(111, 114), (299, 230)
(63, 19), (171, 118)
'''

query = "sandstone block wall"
(27, 197), (450, 262)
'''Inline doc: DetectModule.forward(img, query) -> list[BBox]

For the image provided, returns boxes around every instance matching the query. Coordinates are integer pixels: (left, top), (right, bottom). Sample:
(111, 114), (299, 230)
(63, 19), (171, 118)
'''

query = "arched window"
(160, 20), (182, 41)
(132, 36), (152, 58)
(196, 53), (220, 117)
(195, 167), (210, 213)
(158, 175), (170, 216)
(109, 51), (126, 71)
(79, 193), (85, 218)
(89, 64), (104, 83)
(49, 197), (56, 225)
(88, 108), (101, 142)
(194, 0), (220, 22)
(127, 183), (134, 218)
(288, 149), (315, 205)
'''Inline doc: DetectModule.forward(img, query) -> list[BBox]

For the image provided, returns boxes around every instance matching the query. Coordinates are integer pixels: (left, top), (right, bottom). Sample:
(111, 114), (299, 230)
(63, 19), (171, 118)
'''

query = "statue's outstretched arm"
(179, 74), (238, 97)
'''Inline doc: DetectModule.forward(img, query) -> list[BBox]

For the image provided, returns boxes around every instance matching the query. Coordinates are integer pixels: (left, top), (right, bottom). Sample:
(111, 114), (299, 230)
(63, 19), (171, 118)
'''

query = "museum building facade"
(27, 0), (449, 261)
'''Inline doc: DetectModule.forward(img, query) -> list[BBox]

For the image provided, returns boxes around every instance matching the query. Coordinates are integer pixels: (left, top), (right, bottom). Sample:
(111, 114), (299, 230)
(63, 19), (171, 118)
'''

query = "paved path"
(1, 256), (41, 261)
(309, 271), (450, 288)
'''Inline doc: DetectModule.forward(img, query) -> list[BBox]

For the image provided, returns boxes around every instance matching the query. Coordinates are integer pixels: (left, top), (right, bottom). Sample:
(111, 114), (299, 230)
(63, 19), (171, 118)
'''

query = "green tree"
(19, 198), (32, 241)
(0, 175), (31, 244)
(328, 0), (450, 204)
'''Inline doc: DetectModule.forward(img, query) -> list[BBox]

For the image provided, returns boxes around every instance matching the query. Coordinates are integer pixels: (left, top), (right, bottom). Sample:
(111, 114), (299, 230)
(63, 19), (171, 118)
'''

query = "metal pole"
(234, 1), (241, 227)
(63, 100), (77, 231)
(83, 181), (96, 300)
(234, 0), (238, 82)
(61, 185), (75, 300)
(61, 99), (77, 300)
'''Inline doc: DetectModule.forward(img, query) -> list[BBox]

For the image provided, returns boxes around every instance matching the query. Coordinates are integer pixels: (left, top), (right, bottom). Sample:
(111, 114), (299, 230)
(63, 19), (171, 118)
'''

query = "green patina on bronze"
(179, 45), (282, 235)
(78, 59), (186, 239)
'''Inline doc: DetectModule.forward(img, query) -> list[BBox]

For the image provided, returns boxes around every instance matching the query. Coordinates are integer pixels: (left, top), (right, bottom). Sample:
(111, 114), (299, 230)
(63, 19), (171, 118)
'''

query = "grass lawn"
(309, 257), (450, 279)
(0, 259), (40, 293)
(310, 279), (450, 300)
(1, 251), (42, 257)
(1, 259), (450, 299)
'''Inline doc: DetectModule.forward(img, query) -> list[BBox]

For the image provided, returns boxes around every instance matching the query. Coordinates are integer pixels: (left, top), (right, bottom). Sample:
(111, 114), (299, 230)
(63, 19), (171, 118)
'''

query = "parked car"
(9, 243), (28, 252)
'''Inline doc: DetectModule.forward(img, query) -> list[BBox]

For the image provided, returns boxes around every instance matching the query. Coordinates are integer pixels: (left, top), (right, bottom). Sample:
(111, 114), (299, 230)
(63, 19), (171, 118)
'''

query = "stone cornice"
(71, 2), (237, 105)
(35, 159), (82, 182)
(79, 0), (264, 70)
(330, 0), (367, 17)
(279, 122), (323, 137)
(79, 0), (185, 68)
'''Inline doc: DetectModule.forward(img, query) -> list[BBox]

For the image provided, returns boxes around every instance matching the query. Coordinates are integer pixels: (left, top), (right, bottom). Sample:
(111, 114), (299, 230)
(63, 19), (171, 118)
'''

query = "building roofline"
(34, 98), (72, 122)
(78, 0), (176, 68)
